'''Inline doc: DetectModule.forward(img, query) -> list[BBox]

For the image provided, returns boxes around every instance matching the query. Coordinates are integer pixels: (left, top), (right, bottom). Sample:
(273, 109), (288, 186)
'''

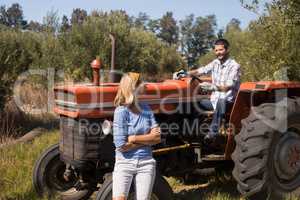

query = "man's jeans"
(198, 99), (227, 137)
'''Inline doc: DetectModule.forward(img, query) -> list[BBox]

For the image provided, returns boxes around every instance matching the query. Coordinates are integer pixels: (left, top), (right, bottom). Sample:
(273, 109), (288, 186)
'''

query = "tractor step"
(200, 111), (214, 117)
(202, 154), (225, 161)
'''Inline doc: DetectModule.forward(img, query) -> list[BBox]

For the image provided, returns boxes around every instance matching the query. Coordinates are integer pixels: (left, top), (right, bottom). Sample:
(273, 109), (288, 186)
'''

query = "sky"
(0, 0), (269, 29)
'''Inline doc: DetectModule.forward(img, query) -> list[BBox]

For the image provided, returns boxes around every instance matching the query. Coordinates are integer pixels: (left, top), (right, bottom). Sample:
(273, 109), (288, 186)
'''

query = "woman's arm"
(129, 105), (161, 145)
(113, 107), (129, 149)
(128, 127), (161, 145)
(113, 107), (145, 152)
(119, 143), (145, 152)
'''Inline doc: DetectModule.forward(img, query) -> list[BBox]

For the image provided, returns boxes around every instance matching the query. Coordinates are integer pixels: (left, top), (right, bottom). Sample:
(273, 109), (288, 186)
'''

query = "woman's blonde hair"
(114, 72), (141, 106)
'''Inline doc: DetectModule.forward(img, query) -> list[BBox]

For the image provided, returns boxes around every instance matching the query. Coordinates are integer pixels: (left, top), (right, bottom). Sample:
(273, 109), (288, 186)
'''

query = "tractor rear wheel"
(232, 98), (300, 200)
(33, 144), (95, 200)
(95, 173), (174, 200)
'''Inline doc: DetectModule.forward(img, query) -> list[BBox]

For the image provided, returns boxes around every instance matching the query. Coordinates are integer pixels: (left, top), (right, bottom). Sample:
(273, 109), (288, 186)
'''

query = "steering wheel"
(189, 74), (203, 84)
(188, 74), (208, 94)
(175, 70), (203, 84)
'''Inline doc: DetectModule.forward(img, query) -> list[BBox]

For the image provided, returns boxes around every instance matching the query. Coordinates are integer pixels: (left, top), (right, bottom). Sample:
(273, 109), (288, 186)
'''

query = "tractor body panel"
(53, 77), (211, 118)
(230, 81), (300, 132)
(225, 81), (300, 159)
(239, 81), (300, 91)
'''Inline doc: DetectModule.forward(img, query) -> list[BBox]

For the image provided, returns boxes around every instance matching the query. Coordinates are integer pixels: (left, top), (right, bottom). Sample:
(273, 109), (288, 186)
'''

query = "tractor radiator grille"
(59, 116), (103, 162)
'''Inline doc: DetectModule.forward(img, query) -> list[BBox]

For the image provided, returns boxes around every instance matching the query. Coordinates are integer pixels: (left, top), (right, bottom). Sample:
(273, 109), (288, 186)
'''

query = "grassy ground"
(0, 130), (299, 200)
(0, 130), (59, 200)
(167, 176), (241, 200)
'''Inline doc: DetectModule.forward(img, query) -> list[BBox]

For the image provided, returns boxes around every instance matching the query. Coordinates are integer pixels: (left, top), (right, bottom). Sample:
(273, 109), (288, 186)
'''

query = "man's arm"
(221, 64), (241, 92)
(216, 85), (231, 92)
(187, 68), (201, 76)
(187, 61), (215, 76)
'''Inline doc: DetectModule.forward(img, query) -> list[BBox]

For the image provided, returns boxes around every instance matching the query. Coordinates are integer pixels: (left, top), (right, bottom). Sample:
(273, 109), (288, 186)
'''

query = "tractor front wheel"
(232, 98), (300, 200)
(32, 144), (95, 200)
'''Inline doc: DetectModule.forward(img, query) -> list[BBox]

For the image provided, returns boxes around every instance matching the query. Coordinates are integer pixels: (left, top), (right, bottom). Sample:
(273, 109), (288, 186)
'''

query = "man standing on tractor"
(174, 39), (241, 142)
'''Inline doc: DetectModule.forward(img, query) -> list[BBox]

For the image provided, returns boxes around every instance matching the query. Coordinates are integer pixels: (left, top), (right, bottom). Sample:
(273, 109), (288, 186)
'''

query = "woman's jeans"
(112, 155), (156, 200)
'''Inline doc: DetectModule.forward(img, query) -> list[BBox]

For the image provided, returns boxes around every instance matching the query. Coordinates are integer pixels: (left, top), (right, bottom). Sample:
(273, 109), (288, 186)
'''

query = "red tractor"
(33, 59), (300, 200)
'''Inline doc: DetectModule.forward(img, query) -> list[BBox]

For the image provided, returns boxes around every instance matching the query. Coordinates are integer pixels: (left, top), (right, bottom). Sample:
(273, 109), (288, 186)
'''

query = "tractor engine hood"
(53, 78), (211, 118)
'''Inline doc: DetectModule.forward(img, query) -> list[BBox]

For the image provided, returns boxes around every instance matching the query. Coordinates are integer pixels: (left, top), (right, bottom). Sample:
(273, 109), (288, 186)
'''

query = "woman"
(112, 72), (161, 200)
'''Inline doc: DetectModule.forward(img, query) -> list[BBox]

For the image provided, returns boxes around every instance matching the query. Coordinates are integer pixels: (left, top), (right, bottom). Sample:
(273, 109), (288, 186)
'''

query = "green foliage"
(71, 8), (87, 26)
(226, 18), (241, 33)
(60, 10), (133, 80)
(26, 20), (43, 32)
(0, 3), (226, 112)
(276, 0), (300, 25)
(126, 28), (162, 74)
(0, 30), (41, 110)
(43, 9), (60, 33)
(133, 12), (150, 29)
(0, 3), (27, 29)
(191, 15), (217, 59)
(158, 12), (179, 46)
(159, 45), (186, 73)
(225, 0), (300, 81)
(60, 15), (70, 32)
(0, 9), (184, 109)
(55, 11), (184, 81)
(179, 14), (217, 66)
(197, 0), (300, 82)
(147, 19), (160, 33)
(196, 51), (215, 67)
(0, 5), (9, 26)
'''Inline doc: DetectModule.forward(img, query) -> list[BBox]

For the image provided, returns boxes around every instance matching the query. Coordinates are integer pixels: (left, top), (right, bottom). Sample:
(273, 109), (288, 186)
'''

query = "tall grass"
(0, 101), (28, 143)
(166, 176), (241, 200)
(0, 130), (59, 200)
(0, 81), (58, 144)
(167, 175), (300, 200)
(0, 130), (299, 200)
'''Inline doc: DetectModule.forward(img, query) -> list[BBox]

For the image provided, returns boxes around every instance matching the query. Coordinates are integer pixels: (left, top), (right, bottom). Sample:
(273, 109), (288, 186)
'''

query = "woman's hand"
(128, 127), (161, 145)
(149, 127), (161, 142)
(128, 135), (136, 143)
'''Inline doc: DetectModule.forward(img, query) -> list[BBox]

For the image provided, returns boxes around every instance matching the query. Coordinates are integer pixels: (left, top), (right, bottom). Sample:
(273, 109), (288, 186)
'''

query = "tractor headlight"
(102, 120), (113, 135)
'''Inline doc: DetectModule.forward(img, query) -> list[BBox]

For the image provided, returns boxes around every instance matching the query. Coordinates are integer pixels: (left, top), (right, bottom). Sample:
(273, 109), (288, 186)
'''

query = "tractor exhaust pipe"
(91, 59), (101, 86)
(109, 33), (115, 74)
(109, 33), (122, 83)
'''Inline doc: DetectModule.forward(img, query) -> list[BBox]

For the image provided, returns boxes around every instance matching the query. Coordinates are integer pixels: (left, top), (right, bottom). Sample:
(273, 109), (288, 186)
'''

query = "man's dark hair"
(214, 39), (230, 49)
